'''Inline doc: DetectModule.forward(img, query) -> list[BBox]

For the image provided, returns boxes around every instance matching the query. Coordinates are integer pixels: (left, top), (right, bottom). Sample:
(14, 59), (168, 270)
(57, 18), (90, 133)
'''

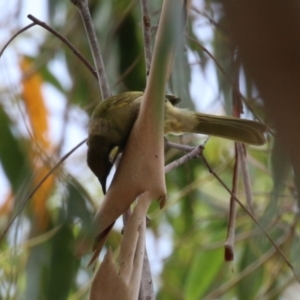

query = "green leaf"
(47, 225), (80, 300)
(25, 243), (51, 300)
(185, 248), (224, 299)
(115, 8), (145, 91)
(0, 105), (30, 193)
(270, 137), (291, 213)
(236, 242), (264, 300)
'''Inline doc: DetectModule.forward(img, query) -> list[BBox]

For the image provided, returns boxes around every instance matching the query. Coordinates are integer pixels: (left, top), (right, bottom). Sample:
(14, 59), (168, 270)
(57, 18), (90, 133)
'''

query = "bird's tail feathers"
(193, 113), (267, 145)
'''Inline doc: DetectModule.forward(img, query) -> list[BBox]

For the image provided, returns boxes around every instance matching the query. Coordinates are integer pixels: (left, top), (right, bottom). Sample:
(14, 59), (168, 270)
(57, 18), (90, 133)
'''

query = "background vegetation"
(0, 0), (299, 299)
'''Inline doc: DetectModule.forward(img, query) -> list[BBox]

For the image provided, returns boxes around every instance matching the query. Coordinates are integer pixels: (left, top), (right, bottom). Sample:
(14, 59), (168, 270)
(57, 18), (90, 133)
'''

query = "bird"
(87, 91), (267, 193)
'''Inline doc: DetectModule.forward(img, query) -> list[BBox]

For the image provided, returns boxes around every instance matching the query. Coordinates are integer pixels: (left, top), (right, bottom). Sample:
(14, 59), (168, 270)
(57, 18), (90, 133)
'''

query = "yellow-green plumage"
(87, 92), (267, 193)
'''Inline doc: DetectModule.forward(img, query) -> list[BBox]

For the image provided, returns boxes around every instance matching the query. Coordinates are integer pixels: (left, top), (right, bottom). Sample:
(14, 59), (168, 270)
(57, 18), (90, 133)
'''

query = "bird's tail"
(192, 113), (267, 145)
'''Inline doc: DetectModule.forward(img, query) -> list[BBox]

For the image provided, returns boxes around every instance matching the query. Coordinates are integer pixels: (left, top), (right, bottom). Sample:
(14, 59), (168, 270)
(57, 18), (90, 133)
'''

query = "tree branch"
(140, 0), (153, 78)
(70, 0), (111, 99)
(27, 14), (97, 79)
(164, 144), (204, 173)
(200, 153), (300, 283)
(0, 23), (35, 58)
(238, 143), (255, 213)
(224, 144), (239, 261)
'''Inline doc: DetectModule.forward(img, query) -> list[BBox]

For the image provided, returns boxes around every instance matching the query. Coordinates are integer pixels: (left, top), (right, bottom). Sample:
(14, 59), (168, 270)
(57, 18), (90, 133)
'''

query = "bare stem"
(200, 153), (300, 283)
(140, 0), (153, 78)
(0, 23), (35, 58)
(232, 52), (255, 215)
(203, 224), (294, 300)
(223, 57), (241, 261)
(224, 144), (239, 261)
(121, 195), (155, 300)
(165, 139), (195, 152)
(71, 0), (111, 99)
(238, 143), (255, 214)
(138, 244), (155, 300)
(164, 144), (204, 173)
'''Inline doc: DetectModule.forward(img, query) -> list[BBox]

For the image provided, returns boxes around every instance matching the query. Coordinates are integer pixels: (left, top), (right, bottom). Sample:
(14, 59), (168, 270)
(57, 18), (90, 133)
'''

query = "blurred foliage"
(0, 0), (299, 299)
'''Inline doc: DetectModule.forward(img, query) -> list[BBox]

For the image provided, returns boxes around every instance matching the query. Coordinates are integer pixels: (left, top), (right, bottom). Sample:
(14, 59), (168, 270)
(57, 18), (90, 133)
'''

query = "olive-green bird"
(87, 91), (267, 194)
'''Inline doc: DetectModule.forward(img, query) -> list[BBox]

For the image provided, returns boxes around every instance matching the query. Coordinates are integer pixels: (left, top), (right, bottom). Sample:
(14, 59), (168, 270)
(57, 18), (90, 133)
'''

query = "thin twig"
(27, 14), (97, 79)
(122, 196), (155, 299)
(121, 192), (155, 300)
(138, 249), (155, 300)
(140, 0), (153, 78)
(164, 144), (204, 173)
(166, 140), (283, 270)
(224, 144), (239, 261)
(238, 143), (255, 213)
(122, 206), (155, 300)
(165, 139), (195, 152)
(0, 23), (35, 58)
(232, 53), (255, 214)
(0, 139), (87, 242)
(70, 0), (111, 99)
(203, 224), (293, 300)
(200, 153), (300, 283)
(223, 56), (241, 261)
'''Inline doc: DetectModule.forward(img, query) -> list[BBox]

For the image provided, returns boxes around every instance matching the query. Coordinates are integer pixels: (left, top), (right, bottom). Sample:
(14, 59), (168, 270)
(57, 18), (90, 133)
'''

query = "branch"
(122, 205), (155, 300)
(140, 0), (153, 78)
(138, 250), (155, 300)
(223, 56), (241, 262)
(165, 139), (195, 152)
(27, 14), (97, 79)
(232, 53), (255, 214)
(203, 223), (294, 299)
(0, 23), (35, 58)
(200, 153), (300, 283)
(90, 194), (150, 300)
(224, 144), (239, 261)
(70, 0), (111, 99)
(164, 144), (204, 173)
(237, 143), (255, 213)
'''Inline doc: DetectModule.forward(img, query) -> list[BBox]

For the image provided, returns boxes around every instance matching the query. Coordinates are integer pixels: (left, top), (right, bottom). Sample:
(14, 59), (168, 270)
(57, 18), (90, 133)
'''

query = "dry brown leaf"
(90, 193), (149, 300)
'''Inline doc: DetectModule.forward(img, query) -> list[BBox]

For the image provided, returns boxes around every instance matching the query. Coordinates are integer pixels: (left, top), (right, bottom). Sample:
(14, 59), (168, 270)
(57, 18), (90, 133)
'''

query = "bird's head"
(86, 135), (118, 194)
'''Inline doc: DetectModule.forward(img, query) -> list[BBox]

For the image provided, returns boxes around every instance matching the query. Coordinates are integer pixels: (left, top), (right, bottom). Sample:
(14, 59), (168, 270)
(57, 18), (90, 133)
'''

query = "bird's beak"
(100, 179), (106, 194)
